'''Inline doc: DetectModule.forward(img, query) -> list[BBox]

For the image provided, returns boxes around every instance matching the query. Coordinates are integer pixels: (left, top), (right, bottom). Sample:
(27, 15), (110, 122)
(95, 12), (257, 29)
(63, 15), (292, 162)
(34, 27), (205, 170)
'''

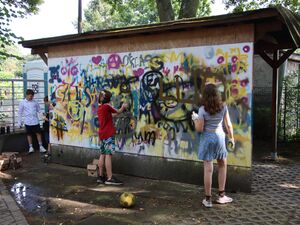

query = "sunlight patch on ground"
(0, 172), (13, 179)
(88, 186), (150, 194)
(48, 197), (136, 214)
(88, 186), (123, 192)
(279, 183), (299, 189)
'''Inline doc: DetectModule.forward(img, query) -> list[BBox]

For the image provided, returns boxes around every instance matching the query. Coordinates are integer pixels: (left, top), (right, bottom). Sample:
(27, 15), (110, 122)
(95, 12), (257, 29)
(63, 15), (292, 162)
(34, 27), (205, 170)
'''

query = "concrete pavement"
(0, 152), (299, 225)
(0, 179), (29, 225)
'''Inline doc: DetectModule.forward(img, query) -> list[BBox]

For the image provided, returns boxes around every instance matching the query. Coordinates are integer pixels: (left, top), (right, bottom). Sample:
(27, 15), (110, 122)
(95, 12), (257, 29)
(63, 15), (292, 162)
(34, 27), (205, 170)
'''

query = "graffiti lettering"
(48, 43), (253, 167)
(133, 130), (156, 145)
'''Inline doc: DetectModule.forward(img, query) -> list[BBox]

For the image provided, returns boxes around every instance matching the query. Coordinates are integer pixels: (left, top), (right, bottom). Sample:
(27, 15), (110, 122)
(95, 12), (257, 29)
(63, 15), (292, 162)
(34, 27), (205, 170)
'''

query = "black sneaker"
(104, 176), (123, 185)
(96, 176), (106, 184)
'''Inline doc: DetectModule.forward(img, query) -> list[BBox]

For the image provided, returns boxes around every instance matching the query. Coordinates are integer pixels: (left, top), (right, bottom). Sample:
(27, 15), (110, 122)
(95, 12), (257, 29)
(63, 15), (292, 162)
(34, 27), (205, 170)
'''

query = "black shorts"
(25, 124), (41, 135)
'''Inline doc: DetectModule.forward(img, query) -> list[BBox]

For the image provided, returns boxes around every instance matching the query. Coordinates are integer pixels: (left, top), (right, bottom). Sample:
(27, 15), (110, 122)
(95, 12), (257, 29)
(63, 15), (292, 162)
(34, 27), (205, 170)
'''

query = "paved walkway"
(0, 155), (300, 224)
(0, 180), (29, 225)
(200, 161), (300, 225)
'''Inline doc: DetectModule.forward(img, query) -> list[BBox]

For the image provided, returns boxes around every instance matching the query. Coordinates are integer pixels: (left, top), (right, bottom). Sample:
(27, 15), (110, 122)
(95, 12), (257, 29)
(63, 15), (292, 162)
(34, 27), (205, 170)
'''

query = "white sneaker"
(28, 147), (34, 153)
(216, 195), (233, 204)
(202, 199), (212, 208)
(39, 146), (47, 153)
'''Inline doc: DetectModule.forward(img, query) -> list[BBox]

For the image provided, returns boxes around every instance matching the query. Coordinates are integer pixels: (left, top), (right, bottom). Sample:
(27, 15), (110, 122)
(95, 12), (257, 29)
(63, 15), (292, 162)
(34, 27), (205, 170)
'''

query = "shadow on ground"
(253, 140), (300, 164)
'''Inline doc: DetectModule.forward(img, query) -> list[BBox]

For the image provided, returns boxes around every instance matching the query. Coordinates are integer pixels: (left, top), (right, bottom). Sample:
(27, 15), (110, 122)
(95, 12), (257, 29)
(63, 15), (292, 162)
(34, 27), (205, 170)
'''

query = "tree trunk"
(155, 0), (175, 22)
(179, 0), (200, 19)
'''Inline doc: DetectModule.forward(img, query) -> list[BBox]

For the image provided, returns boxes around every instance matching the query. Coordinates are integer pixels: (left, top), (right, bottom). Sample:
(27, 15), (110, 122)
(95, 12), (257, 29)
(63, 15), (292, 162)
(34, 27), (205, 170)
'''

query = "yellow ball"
(119, 192), (136, 208)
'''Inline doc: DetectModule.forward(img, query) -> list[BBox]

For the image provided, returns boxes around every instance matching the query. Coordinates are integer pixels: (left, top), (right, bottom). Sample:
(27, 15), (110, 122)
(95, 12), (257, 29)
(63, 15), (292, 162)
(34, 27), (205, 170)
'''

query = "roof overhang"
(20, 6), (300, 61)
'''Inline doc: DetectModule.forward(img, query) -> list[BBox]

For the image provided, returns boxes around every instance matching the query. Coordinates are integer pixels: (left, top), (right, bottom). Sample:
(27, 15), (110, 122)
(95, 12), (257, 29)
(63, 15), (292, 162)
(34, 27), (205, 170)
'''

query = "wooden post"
(283, 82), (286, 142)
(271, 50), (278, 160)
(78, 0), (82, 34)
(258, 48), (296, 160)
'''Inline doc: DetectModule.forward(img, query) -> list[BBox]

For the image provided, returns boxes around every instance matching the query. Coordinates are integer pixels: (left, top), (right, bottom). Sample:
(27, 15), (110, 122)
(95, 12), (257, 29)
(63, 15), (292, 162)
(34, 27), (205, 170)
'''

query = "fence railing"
(278, 85), (300, 142)
(0, 79), (46, 134)
(253, 87), (273, 106)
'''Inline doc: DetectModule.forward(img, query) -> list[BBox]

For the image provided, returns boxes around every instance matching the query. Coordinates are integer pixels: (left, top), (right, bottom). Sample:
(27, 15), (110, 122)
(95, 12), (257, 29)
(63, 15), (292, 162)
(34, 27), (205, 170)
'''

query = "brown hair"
(26, 89), (34, 96)
(203, 84), (224, 115)
(98, 90), (112, 104)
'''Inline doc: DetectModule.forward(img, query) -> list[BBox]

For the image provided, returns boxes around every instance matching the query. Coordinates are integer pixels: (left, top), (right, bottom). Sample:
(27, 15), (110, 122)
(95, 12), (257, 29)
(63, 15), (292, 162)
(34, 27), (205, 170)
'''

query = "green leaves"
(82, 0), (213, 31)
(0, 43), (24, 80)
(223, 0), (299, 13)
(0, 0), (43, 61)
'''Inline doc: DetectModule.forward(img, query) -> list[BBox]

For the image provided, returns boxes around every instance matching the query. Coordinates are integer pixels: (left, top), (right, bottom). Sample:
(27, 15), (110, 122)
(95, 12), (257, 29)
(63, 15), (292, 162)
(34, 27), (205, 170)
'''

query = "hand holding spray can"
(227, 138), (235, 151)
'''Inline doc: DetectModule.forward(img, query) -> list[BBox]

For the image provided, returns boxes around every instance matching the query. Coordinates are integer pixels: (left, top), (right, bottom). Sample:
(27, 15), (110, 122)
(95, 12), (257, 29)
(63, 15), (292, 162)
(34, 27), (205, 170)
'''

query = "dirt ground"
(1, 141), (299, 225)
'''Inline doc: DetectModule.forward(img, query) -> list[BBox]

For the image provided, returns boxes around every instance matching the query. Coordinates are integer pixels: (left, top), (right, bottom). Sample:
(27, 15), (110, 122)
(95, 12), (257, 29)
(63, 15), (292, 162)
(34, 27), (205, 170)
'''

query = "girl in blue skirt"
(192, 84), (234, 208)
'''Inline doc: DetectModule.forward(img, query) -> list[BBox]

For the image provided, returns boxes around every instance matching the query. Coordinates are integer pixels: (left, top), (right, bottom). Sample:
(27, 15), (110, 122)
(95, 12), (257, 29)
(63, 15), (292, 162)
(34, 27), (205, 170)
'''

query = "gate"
(0, 79), (46, 134)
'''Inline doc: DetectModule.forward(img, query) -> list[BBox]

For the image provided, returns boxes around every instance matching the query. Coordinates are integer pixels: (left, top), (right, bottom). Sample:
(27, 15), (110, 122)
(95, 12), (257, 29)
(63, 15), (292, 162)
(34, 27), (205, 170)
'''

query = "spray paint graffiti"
(31, 83), (39, 94)
(48, 43), (253, 167)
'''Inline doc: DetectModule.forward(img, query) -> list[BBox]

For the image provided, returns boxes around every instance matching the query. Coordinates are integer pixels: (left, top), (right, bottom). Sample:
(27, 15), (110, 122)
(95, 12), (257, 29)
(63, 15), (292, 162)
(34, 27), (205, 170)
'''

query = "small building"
(22, 60), (48, 108)
(20, 6), (300, 192)
(287, 53), (300, 73)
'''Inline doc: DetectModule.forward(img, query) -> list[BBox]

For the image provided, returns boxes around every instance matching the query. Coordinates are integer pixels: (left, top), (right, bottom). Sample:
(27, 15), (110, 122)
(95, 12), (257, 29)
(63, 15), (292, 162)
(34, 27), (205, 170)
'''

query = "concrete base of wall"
(51, 144), (252, 193)
(0, 132), (29, 153)
(0, 132), (47, 154)
(0, 135), (252, 192)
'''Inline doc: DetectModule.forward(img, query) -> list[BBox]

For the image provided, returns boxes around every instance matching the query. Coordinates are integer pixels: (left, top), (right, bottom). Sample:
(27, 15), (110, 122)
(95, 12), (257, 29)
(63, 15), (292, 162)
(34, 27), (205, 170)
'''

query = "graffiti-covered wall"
(48, 43), (253, 167)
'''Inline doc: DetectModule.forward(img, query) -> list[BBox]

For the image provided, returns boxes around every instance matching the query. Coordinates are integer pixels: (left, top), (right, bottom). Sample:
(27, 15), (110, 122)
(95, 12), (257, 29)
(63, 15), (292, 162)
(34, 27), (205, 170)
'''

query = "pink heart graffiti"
(92, 56), (102, 65)
(133, 68), (144, 77)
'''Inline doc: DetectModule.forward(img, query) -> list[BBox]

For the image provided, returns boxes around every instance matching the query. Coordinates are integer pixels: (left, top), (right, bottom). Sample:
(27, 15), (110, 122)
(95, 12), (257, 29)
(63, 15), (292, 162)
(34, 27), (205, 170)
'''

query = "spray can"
(227, 139), (235, 151)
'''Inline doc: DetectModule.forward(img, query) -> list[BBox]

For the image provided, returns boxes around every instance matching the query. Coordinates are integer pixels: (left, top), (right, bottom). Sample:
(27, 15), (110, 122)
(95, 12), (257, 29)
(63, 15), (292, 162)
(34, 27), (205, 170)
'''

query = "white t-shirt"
(18, 98), (40, 126)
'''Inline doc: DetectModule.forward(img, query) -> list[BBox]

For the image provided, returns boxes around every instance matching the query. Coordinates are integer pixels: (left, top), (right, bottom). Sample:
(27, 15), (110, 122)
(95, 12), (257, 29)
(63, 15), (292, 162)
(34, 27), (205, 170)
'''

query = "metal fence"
(249, 84), (300, 142)
(253, 87), (273, 106)
(0, 79), (46, 134)
(278, 85), (300, 142)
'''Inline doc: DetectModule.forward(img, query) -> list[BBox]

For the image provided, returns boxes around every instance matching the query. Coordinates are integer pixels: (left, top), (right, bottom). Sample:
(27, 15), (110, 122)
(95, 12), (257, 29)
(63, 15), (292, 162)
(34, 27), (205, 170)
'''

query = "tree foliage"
(83, 0), (158, 31)
(223, 0), (300, 13)
(0, 44), (23, 78)
(82, 0), (213, 31)
(0, 0), (43, 60)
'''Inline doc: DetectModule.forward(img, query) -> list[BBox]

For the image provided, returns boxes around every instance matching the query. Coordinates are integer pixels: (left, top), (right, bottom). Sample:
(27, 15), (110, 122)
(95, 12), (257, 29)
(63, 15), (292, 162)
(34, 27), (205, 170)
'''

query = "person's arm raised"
(115, 103), (128, 114)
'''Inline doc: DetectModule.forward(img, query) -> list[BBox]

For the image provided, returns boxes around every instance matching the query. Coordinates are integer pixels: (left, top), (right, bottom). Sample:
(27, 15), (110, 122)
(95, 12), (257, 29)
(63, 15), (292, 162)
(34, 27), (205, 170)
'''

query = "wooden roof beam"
(31, 47), (48, 65)
(257, 47), (296, 68)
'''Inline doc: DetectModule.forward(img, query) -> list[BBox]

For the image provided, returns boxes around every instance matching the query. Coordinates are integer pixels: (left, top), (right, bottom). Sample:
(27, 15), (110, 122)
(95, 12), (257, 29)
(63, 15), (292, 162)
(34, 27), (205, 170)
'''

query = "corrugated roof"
(277, 6), (300, 48)
(20, 6), (300, 52)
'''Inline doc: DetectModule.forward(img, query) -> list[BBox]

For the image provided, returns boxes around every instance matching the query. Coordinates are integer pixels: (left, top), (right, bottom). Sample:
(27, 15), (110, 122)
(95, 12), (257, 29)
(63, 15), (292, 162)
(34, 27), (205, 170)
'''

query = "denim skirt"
(198, 131), (228, 161)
